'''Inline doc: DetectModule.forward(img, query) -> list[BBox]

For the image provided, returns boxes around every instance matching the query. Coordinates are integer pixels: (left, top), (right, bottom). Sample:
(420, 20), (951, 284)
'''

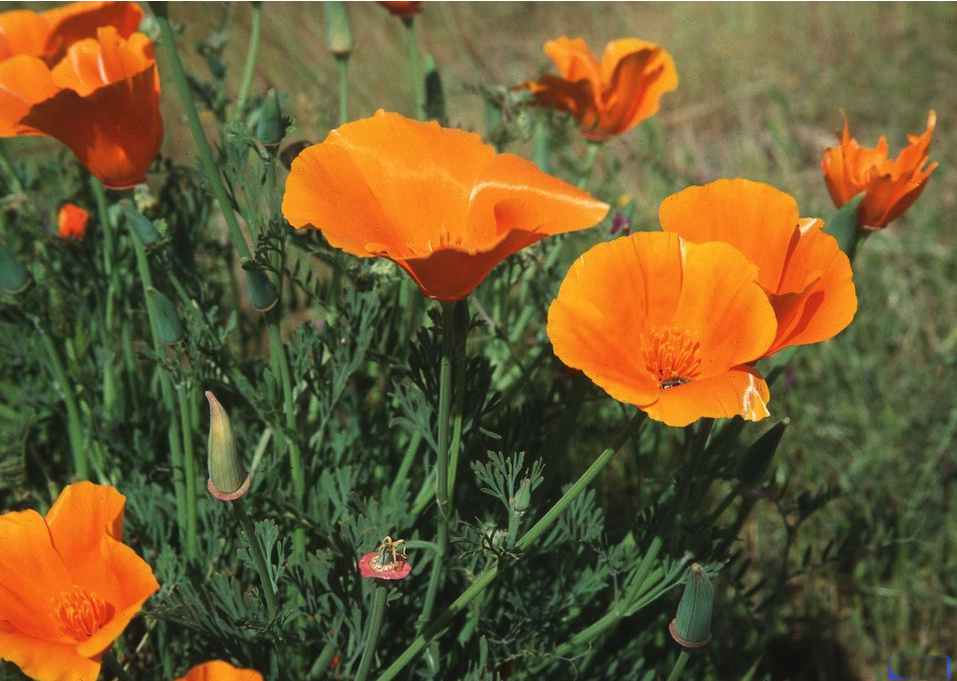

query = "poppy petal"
(0, 624), (101, 681)
(0, 55), (58, 136)
(648, 366), (770, 427)
(175, 660), (265, 681)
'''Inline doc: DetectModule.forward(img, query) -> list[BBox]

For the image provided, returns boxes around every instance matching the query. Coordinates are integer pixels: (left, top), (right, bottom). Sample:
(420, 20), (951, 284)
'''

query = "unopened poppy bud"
(0, 243), (29, 295)
(669, 563), (713, 649)
(323, 1), (354, 57)
(735, 418), (789, 489)
(511, 477), (532, 514)
(120, 200), (160, 245)
(205, 391), (251, 501)
(243, 266), (278, 312)
(146, 287), (184, 344)
(257, 89), (284, 150)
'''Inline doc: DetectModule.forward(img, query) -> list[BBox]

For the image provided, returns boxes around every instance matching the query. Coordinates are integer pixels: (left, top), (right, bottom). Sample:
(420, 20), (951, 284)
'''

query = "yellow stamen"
(54, 586), (113, 640)
(643, 325), (702, 389)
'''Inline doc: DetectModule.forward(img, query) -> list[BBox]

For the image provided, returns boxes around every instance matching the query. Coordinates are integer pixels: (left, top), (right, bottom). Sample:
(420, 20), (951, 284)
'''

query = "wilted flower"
(359, 536), (412, 580)
(659, 179), (857, 357)
(821, 111), (937, 230)
(523, 37), (678, 142)
(173, 660), (264, 681)
(0, 482), (159, 681)
(282, 110), (608, 300)
(548, 232), (776, 427)
(0, 25), (163, 188)
(57, 203), (88, 239)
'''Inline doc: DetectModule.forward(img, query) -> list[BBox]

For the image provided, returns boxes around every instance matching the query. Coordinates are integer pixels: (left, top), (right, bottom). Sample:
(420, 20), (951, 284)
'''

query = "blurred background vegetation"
(3, 3), (955, 680)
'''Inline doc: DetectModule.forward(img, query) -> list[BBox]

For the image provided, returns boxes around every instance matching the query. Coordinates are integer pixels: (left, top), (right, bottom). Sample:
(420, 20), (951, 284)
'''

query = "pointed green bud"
(257, 89), (284, 150)
(323, 1), (354, 57)
(669, 563), (713, 649)
(120, 200), (160, 245)
(0, 243), (29, 295)
(735, 418), (789, 489)
(205, 391), (251, 501)
(510, 477), (532, 514)
(243, 265), (278, 312)
(146, 287), (184, 344)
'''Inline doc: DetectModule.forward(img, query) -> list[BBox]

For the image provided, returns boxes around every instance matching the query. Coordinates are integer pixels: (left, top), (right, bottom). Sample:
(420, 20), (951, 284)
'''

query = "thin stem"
(576, 141), (602, 190)
(232, 1), (263, 124)
(154, 11), (253, 261)
(665, 650), (691, 681)
(37, 326), (87, 479)
(356, 584), (389, 681)
(446, 301), (467, 502)
(234, 499), (279, 619)
(176, 384), (198, 560)
(402, 17), (425, 120)
(378, 411), (648, 680)
(336, 54), (350, 125)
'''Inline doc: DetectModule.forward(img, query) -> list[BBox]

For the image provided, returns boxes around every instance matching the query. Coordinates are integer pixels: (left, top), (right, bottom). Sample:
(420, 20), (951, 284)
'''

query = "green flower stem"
(665, 650), (691, 681)
(336, 54), (350, 125)
(234, 499), (279, 620)
(266, 318), (306, 559)
(356, 583), (389, 681)
(576, 141), (602, 190)
(130, 236), (188, 553)
(102, 652), (135, 681)
(402, 17), (425, 120)
(446, 301), (467, 502)
(37, 325), (87, 479)
(309, 641), (338, 677)
(378, 410), (648, 680)
(232, 0), (263, 124)
(176, 384), (199, 560)
(417, 301), (457, 636)
(154, 11), (253, 261)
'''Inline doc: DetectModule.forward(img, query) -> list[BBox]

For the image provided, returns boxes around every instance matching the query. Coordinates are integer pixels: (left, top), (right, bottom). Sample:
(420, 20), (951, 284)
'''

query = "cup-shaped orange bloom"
(0, 1), (142, 63)
(821, 111), (937, 230)
(548, 232), (777, 427)
(282, 110), (610, 300)
(523, 37), (678, 142)
(57, 203), (89, 239)
(377, 1), (424, 19)
(0, 26), (162, 189)
(174, 661), (264, 681)
(0, 482), (160, 681)
(659, 179), (857, 357)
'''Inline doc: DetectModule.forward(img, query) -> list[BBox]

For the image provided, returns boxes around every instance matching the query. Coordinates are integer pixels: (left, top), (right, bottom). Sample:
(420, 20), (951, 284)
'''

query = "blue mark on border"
(887, 655), (951, 680)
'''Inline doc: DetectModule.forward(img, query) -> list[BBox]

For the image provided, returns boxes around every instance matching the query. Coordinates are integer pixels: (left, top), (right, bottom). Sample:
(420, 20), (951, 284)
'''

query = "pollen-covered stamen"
(54, 586), (114, 640)
(643, 325), (702, 389)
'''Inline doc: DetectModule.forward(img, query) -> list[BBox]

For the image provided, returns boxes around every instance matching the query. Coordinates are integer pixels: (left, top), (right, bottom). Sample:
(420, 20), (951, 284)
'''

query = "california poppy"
(547, 232), (777, 427)
(0, 26), (163, 189)
(0, 1), (142, 63)
(358, 536), (413, 581)
(174, 661), (264, 681)
(377, 1), (424, 19)
(659, 179), (857, 357)
(282, 110), (609, 300)
(523, 37), (678, 142)
(821, 111), (937, 230)
(57, 203), (89, 239)
(0, 482), (160, 681)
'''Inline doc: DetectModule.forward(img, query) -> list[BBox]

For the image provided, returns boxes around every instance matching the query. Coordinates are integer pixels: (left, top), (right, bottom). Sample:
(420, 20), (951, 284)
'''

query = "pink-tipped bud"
(205, 391), (250, 501)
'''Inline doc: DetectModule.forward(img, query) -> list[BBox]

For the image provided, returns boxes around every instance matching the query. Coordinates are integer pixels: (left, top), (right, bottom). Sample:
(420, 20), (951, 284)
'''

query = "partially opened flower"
(659, 179), (857, 357)
(821, 111), (937, 230)
(174, 660), (264, 681)
(0, 1), (143, 63)
(0, 482), (160, 681)
(57, 202), (89, 239)
(0, 26), (163, 188)
(547, 232), (777, 427)
(523, 37), (678, 142)
(282, 110), (609, 300)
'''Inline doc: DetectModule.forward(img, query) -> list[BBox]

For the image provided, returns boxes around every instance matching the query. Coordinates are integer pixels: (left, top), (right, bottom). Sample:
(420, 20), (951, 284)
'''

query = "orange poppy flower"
(659, 179), (857, 357)
(57, 203), (89, 239)
(0, 26), (162, 189)
(547, 232), (777, 427)
(174, 661), (264, 681)
(0, 482), (160, 681)
(821, 111), (937, 230)
(523, 37), (678, 142)
(377, 1), (424, 19)
(282, 110), (609, 300)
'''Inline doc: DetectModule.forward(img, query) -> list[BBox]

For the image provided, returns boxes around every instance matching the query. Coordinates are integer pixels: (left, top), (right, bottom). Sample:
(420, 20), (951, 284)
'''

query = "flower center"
(643, 325), (702, 389)
(54, 586), (114, 640)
